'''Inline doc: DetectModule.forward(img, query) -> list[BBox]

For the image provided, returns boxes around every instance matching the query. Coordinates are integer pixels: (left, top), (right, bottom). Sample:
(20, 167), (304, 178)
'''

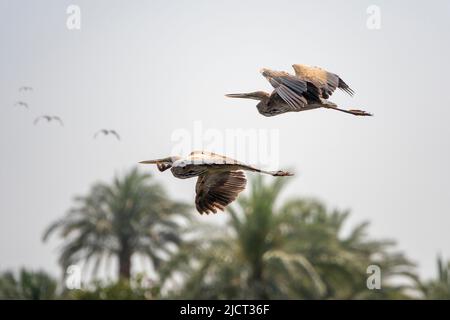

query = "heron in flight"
(139, 151), (293, 214)
(94, 129), (120, 140)
(34, 115), (64, 126)
(19, 86), (33, 92)
(14, 101), (29, 109)
(226, 64), (372, 117)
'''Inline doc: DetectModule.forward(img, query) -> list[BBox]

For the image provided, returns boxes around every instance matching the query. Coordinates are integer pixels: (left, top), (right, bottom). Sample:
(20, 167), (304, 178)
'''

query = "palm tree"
(0, 269), (57, 300)
(418, 255), (450, 299)
(69, 275), (156, 300)
(274, 198), (419, 299)
(160, 175), (417, 299)
(43, 167), (191, 281)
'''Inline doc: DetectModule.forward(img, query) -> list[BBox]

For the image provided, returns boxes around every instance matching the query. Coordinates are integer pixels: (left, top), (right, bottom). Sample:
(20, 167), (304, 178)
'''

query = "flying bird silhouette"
(226, 64), (372, 117)
(34, 115), (64, 126)
(94, 129), (120, 140)
(140, 151), (293, 214)
(14, 101), (29, 109)
(19, 86), (33, 92)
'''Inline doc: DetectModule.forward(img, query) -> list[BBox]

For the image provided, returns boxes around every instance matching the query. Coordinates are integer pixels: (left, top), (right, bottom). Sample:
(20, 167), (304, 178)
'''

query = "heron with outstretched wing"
(226, 64), (372, 117)
(140, 151), (293, 214)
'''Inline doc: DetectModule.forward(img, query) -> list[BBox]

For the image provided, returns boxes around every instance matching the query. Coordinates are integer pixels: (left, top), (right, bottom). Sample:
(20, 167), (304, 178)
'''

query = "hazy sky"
(1, 0), (449, 280)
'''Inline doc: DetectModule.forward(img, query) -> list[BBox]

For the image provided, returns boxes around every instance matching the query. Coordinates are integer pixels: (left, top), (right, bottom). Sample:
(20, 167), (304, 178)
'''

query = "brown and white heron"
(139, 151), (293, 214)
(226, 64), (372, 117)
(34, 115), (64, 126)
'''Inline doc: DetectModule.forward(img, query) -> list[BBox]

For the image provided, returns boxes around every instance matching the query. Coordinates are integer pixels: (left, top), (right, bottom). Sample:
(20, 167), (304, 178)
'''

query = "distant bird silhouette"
(34, 115), (64, 126)
(19, 86), (33, 92)
(94, 129), (120, 140)
(226, 64), (372, 117)
(14, 101), (29, 109)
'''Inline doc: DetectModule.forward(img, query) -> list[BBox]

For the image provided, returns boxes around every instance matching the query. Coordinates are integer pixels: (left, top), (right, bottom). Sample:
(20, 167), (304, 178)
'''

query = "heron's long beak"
(139, 157), (172, 164)
(225, 92), (264, 101)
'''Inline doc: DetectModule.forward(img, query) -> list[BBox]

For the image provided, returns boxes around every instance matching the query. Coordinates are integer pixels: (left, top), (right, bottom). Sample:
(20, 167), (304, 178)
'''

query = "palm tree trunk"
(118, 247), (132, 280)
(251, 262), (268, 299)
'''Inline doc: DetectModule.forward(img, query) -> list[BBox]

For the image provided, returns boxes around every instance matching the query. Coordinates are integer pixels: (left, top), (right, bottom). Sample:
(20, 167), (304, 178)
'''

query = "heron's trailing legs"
(265, 170), (294, 176)
(243, 166), (293, 177)
(323, 104), (373, 116)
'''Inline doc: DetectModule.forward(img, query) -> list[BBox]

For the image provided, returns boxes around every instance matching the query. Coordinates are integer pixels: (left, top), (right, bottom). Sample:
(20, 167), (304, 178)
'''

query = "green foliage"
(69, 274), (157, 300)
(160, 175), (417, 299)
(32, 167), (435, 300)
(0, 269), (57, 300)
(43, 167), (191, 280)
(418, 255), (450, 299)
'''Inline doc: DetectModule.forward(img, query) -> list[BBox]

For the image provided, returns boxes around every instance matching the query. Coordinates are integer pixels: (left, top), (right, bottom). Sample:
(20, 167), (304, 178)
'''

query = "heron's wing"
(262, 70), (309, 110)
(15, 102), (28, 108)
(188, 151), (242, 165)
(292, 64), (354, 98)
(110, 130), (120, 140)
(195, 170), (247, 214)
(53, 116), (64, 126)
(33, 116), (42, 125)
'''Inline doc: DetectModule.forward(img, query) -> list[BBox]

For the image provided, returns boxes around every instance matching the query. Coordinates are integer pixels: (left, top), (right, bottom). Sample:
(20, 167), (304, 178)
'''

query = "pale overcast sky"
(1, 0), (449, 280)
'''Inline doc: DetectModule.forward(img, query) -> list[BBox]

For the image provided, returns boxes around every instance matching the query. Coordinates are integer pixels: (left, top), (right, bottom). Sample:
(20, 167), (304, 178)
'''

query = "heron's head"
(139, 156), (182, 173)
(225, 91), (269, 101)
